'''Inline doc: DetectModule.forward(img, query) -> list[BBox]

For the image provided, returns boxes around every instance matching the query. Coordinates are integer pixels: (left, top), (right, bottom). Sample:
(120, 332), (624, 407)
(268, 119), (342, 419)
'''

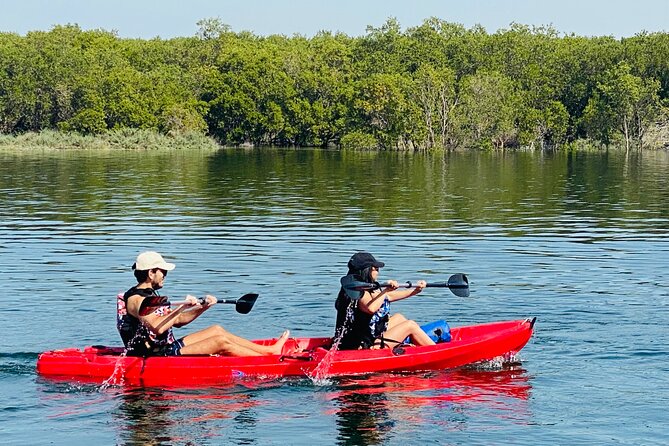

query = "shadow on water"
(112, 386), (266, 445)
(113, 388), (175, 445)
(333, 388), (391, 446)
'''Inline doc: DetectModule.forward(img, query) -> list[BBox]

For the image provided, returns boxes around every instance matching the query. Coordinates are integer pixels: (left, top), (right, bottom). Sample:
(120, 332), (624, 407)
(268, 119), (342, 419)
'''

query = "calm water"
(0, 147), (668, 445)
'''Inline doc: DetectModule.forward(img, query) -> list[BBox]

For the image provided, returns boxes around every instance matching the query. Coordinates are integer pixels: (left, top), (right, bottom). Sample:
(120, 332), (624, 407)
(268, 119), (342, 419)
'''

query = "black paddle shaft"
(165, 293), (259, 314)
(341, 273), (469, 298)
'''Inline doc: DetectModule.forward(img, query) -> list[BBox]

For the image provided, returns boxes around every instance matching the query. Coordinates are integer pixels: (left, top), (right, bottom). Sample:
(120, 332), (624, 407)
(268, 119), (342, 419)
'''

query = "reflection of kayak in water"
(330, 367), (533, 445)
(36, 318), (536, 387)
(333, 366), (532, 402)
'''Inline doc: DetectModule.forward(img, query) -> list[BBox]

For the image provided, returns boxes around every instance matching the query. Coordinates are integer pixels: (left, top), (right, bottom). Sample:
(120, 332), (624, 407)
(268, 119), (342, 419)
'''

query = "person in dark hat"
(334, 251), (435, 350)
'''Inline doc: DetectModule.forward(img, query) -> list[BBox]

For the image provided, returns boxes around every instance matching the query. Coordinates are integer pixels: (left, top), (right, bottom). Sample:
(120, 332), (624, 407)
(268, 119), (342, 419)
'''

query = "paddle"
(341, 273), (469, 298)
(169, 293), (259, 314)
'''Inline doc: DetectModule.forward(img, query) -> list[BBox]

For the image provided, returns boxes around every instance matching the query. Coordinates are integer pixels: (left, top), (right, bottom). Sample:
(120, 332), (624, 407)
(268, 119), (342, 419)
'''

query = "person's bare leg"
(386, 313), (408, 330)
(180, 335), (265, 356)
(383, 319), (435, 347)
(221, 329), (290, 355)
(181, 325), (290, 355)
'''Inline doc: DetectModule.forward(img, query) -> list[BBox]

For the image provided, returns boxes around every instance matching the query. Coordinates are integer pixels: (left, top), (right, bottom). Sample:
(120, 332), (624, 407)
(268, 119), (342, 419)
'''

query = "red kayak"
(36, 318), (535, 387)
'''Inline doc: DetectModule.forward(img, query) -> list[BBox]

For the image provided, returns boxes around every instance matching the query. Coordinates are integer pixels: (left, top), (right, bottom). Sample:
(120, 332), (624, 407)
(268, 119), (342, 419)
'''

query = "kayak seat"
(86, 345), (125, 356)
(280, 338), (301, 356)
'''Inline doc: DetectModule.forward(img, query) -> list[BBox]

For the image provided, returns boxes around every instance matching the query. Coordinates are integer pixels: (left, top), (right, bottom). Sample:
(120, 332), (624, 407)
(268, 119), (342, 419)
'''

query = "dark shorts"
(163, 338), (185, 356)
(148, 338), (185, 356)
(127, 338), (185, 357)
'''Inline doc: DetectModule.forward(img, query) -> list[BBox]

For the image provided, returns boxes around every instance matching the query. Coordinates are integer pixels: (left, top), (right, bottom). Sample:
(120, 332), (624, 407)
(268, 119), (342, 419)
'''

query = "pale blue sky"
(1, 0), (667, 39)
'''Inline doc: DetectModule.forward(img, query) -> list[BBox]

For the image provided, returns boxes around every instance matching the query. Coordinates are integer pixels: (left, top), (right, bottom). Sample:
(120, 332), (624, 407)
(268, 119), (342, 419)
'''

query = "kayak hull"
(36, 318), (535, 387)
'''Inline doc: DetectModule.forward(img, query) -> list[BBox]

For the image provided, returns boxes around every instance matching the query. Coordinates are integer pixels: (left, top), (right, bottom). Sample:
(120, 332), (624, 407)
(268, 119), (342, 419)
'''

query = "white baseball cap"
(132, 251), (176, 271)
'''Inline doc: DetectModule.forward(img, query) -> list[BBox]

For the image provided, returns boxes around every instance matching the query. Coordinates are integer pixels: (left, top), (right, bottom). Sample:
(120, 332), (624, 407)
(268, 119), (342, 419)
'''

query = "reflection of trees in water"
(2, 149), (668, 229)
(334, 385), (391, 446)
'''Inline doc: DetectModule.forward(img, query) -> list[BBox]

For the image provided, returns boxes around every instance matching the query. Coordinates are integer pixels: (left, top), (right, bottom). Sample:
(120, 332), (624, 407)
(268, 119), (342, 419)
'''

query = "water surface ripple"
(0, 148), (667, 445)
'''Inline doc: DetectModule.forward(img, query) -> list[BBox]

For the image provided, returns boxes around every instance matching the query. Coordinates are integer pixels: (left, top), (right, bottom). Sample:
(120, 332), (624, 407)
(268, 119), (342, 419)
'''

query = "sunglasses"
(153, 268), (168, 277)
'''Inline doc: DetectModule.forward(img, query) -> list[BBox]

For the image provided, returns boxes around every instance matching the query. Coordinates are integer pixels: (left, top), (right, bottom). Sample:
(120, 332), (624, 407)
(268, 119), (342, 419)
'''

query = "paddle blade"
(235, 293), (259, 314)
(340, 275), (375, 300)
(447, 273), (470, 297)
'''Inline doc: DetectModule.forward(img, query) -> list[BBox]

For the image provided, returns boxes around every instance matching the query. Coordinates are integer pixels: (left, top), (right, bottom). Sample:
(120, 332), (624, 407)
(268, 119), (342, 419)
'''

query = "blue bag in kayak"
(404, 320), (451, 344)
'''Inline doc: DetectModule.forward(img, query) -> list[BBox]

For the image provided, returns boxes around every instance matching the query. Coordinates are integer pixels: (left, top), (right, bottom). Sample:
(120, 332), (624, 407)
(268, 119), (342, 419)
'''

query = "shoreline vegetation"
(1, 129), (662, 153)
(1, 18), (669, 151)
(0, 129), (220, 151)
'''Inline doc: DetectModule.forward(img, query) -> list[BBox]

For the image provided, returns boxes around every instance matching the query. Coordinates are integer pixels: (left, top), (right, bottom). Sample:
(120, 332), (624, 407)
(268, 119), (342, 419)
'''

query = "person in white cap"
(116, 251), (289, 357)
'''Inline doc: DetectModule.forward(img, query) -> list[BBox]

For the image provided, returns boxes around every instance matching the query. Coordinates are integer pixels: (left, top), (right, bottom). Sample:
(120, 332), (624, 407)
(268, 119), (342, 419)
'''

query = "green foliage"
(340, 131), (378, 150)
(1, 21), (668, 150)
(353, 73), (414, 149)
(60, 109), (107, 134)
(160, 105), (205, 136)
(518, 100), (570, 148)
(0, 129), (219, 150)
(582, 62), (662, 149)
(411, 64), (457, 149)
(456, 71), (520, 149)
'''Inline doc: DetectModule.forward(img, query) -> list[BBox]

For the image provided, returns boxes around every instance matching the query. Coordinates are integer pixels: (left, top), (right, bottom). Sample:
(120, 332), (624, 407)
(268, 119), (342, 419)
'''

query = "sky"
(0, 0), (667, 39)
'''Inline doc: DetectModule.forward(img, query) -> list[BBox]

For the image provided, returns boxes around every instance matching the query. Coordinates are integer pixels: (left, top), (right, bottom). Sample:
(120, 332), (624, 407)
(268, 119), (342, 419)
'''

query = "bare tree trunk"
(420, 85), (435, 149)
(438, 90), (457, 149)
(623, 116), (630, 153)
(635, 110), (645, 150)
